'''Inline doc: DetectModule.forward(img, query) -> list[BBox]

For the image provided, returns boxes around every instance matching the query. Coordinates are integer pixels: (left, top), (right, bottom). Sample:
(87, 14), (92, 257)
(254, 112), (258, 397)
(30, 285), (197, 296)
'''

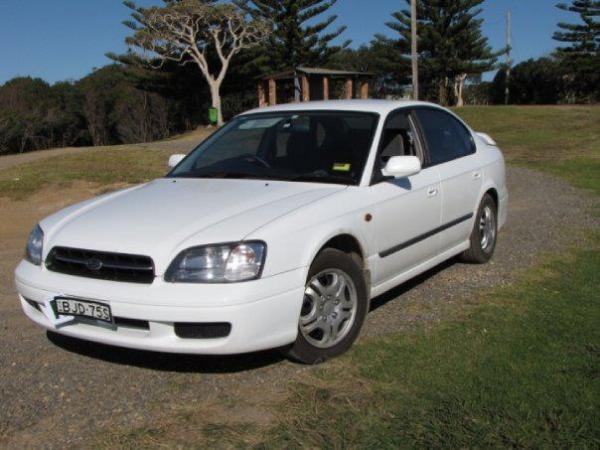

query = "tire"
(284, 248), (368, 364)
(461, 193), (498, 264)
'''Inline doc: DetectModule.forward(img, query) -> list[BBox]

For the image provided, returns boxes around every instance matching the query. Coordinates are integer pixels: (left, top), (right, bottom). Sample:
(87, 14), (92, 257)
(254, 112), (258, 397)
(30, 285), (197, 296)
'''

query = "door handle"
(427, 187), (439, 197)
(472, 171), (482, 180)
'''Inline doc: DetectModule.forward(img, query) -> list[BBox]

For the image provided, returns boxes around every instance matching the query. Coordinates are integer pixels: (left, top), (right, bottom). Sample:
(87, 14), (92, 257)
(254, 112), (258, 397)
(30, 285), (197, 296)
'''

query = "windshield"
(168, 111), (379, 185)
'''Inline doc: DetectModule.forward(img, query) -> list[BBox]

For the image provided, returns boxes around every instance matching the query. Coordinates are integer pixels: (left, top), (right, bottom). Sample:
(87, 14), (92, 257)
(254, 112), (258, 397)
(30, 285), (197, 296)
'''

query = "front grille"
(46, 246), (155, 284)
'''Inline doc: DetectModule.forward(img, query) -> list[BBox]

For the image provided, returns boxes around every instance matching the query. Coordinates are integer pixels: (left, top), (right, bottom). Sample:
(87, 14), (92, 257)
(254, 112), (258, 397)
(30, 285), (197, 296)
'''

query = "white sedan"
(15, 100), (507, 364)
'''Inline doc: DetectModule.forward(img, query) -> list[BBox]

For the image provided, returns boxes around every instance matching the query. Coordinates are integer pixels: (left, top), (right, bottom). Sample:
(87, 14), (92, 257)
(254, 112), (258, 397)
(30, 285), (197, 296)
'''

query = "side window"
(379, 112), (419, 164)
(415, 109), (474, 165)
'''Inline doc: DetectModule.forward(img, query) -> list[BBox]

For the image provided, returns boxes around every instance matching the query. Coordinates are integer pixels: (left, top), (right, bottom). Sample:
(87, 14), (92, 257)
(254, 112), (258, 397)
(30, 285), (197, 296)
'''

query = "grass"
(455, 105), (600, 195)
(0, 146), (173, 200)
(3, 106), (597, 447)
(261, 242), (599, 448)
(94, 233), (600, 449)
(0, 129), (210, 200)
(456, 105), (600, 163)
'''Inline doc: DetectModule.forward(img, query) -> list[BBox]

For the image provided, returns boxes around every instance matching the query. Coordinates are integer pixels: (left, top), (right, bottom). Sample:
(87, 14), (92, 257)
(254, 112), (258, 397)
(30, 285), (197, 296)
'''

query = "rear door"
(414, 108), (483, 253)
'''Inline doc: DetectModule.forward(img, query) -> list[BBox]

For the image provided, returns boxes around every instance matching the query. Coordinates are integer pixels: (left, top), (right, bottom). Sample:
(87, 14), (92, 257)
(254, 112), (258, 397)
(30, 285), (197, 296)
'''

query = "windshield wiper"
(195, 172), (258, 179)
(291, 174), (355, 185)
(195, 172), (289, 181)
(176, 171), (353, 184)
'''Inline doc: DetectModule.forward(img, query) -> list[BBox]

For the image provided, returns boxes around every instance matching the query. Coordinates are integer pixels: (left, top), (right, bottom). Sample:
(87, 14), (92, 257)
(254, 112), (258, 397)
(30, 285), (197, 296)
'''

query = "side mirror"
(168, 154), (186, 168)
(381, 156), (421, 178)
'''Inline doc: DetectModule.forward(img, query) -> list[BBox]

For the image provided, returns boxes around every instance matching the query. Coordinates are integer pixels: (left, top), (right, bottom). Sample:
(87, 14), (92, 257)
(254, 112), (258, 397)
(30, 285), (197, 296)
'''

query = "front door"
(368, 110), (442, 286)
(370, 167), (442, 285)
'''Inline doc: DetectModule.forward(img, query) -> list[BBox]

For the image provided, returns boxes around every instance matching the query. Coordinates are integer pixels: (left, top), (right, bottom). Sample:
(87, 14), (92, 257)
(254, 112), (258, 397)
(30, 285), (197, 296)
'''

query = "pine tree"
(234, 0), (351, 71)
(376, 0), (502, 105)
(553, 0), (600, 102)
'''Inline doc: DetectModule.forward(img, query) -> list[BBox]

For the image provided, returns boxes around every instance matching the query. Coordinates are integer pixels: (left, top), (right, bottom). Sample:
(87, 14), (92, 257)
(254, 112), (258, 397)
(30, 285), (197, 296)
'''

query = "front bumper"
(15, 261), (306, 354)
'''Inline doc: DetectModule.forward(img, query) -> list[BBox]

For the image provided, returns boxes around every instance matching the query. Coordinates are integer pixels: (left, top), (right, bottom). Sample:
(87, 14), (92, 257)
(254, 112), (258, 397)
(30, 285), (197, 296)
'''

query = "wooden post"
(344, 78), (353, 99)
(257, 81), (267, 107)
(323, 76), (330, 100)
(360, 80), (369, 99)
(301, 75), (310, 102)
(268, 78), (276, 106)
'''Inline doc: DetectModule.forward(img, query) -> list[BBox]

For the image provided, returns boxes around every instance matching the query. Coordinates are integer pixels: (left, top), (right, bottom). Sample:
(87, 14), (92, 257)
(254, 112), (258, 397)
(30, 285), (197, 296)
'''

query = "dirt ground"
(0, 166), (597, 448)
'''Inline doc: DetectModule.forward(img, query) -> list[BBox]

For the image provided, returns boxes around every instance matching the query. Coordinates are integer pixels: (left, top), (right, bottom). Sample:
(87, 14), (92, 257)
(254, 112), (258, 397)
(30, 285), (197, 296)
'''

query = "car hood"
(42, 178), (345, 274)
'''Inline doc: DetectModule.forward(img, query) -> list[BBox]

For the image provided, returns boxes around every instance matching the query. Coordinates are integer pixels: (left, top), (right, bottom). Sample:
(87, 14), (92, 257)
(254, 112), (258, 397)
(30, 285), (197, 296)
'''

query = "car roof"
(241, 99), (444, 117)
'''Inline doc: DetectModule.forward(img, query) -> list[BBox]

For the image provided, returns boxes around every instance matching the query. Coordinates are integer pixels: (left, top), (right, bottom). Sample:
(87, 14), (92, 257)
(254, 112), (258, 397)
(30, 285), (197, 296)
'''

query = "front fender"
(246, 190), (375, 280)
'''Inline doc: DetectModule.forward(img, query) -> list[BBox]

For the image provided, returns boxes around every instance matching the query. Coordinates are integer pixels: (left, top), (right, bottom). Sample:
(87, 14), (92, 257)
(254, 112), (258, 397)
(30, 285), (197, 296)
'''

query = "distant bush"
(0, 77), (89, 154)
(490, 58), (565, 105)
(0, 58), (261, 155)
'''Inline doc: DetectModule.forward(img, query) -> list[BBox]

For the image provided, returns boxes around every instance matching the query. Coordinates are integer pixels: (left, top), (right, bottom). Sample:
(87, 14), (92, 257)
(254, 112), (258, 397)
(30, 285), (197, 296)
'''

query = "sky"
(0, 0), (573, 85)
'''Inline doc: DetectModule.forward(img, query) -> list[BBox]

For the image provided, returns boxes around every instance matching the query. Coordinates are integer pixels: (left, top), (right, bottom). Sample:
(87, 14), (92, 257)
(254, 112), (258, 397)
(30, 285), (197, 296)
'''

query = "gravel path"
(0, 167), (597, 448)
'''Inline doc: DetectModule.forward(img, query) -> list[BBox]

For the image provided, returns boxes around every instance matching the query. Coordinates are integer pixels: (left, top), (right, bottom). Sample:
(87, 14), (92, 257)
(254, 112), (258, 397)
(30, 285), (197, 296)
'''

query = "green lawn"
(456, 106), (600, 195)
(98, 229), (600, 449)
(263, 242), (599, 448)
(3, 107), (598, 447)
(0, 147), (173, 200)
(0, 129), (209, 200)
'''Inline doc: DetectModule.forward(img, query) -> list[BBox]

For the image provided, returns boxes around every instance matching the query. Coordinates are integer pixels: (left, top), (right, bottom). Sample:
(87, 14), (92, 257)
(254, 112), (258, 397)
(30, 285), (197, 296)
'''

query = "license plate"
(52, 297), (113, 323)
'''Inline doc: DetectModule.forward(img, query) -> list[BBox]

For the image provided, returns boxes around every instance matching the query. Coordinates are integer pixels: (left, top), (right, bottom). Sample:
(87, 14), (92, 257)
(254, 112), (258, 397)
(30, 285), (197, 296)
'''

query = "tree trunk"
(438, 77), (451, 106)
(209, 80), (224, 126)
(454, 73), (467, 107)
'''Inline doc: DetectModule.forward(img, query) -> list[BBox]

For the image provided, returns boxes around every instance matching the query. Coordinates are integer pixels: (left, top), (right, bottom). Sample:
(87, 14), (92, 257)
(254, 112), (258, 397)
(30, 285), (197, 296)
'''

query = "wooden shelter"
(257, 66), (372, 107)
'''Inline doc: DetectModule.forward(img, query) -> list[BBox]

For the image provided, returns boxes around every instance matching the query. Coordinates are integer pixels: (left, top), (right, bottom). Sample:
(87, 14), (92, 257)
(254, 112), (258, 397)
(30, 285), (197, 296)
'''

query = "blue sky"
(0, 0), (572, 84)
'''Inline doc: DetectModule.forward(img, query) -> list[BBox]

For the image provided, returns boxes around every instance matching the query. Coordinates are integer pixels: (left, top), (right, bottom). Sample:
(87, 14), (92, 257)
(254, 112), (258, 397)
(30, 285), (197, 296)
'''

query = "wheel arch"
(307, 231), (371, 295)
(484, 187), (499, 210)
(320, 233), (364, 260)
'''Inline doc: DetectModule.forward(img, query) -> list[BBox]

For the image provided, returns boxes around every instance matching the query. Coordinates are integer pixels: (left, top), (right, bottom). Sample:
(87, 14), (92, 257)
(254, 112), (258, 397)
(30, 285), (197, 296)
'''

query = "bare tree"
(125, 1), (270, 126)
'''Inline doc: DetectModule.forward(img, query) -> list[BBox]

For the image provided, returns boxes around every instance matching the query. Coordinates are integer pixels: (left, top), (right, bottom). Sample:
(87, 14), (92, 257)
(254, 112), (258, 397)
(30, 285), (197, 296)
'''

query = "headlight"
(165, 241), (266, 283)
(25, 224), (44, 266)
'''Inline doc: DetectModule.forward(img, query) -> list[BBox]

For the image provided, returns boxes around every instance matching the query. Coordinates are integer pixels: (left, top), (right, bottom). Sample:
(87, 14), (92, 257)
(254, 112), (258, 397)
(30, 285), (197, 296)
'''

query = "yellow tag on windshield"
(333, 163), (351, 172)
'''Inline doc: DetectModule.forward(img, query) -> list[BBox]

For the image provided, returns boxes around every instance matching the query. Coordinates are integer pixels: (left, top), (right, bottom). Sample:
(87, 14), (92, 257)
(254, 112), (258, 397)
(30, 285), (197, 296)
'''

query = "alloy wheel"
(299, 269), (358, 349)
(479, 205), (497, 252)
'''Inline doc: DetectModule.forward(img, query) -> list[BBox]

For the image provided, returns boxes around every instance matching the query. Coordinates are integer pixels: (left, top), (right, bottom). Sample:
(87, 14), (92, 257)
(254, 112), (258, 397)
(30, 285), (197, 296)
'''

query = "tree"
(0, 77), (90, 154)
(235, 0), (351, 71)
(553, 0), (600, 102)
(116, 1), (270, 125)
(451, 7), (504, 107)
(490, 58), (564, 104)
(377, 0), (503, 106)
(77, 65), (176, 146)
